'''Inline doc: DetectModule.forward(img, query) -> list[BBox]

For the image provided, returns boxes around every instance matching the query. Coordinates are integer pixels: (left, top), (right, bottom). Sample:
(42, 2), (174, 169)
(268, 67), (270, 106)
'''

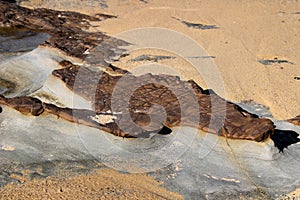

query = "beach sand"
(2, 0), (299, 199)
(0, 169), (183, 199)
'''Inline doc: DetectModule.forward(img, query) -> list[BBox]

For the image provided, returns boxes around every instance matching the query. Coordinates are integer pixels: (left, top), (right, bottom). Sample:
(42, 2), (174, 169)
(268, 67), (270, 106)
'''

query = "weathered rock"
(0, 95), (134, 137)
(50, 60), (275, 141)
(0, 71), (275, 140)
(0, 1), (125, 60)
(0, 95), (44, 116)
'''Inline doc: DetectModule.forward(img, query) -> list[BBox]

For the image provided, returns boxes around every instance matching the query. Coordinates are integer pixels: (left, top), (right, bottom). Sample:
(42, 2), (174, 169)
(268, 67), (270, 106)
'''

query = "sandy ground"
(277, 189), (300, 200)
(0, 169), (183, 199)
(5, 0), (299, 198)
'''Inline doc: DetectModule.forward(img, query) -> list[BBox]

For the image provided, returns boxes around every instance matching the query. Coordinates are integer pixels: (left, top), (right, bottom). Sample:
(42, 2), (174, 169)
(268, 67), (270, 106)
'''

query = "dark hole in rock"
(271, 129), (300, 152)
(133, 125), (172, 138)
(157, 125), (172, 135)
(202, 89), (216, 95)
(0, 106), (2, 113)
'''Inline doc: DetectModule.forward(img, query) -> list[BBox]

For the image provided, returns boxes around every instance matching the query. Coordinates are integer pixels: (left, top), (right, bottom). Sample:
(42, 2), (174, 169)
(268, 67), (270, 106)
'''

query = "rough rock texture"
(0, 95), (44, 116)
(0, 56), (275, 141)
(52, 61), (275, 141)
(0, 1), (125, 59)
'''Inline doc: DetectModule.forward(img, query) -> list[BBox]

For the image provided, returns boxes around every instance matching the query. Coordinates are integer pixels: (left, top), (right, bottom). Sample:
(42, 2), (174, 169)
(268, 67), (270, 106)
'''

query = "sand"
(277, 188), (300, 199)
(4, 0), (300, 198)
(0, 169), (183, 199)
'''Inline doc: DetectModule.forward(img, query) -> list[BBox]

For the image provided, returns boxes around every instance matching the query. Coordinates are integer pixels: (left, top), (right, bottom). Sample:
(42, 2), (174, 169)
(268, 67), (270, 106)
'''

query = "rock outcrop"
(0, 56), (276, 141)
(50, 60), (275, 141)
(0, 1), (298, 149)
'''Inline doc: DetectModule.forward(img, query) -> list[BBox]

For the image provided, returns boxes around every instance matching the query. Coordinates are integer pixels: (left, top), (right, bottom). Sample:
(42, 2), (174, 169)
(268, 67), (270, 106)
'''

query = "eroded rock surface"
(0, 1), (126, 60)
(0, 57), (275, 141)
(53, 61), (275, 141)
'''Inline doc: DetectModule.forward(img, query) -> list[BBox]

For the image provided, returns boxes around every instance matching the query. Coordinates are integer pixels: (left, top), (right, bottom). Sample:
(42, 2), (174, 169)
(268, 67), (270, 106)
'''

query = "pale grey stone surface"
(0, 101), (299, 198)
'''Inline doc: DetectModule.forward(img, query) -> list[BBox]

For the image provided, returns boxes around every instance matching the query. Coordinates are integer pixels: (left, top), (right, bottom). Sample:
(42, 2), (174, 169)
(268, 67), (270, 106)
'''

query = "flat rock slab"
(50, 60), (275, 141)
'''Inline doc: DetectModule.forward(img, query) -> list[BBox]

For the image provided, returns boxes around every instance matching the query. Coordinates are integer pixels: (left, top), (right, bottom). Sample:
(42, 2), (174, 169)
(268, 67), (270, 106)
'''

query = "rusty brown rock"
(0, 95), (44, 116)
(0, 57), (276, 141)
(0, 95), (133, 137)
(0, 1), (126, 60)
(51, 61), (275, 141)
